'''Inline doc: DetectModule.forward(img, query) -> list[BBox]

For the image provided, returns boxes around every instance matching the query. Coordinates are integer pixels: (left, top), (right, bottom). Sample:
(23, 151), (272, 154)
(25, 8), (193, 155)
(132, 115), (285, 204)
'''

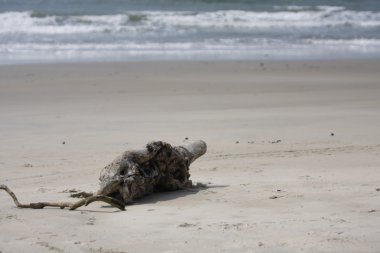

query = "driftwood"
(1, 140), (207, 211)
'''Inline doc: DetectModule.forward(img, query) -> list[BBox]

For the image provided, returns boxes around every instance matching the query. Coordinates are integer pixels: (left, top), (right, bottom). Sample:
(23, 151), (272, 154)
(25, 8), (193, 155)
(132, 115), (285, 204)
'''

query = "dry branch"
(0, 184), (125, 210)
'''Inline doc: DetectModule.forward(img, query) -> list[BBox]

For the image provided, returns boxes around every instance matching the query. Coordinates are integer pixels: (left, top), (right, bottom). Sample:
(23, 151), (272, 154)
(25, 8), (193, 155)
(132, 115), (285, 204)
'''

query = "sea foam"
(1, 6), (380, 35)
(0, 5), (380, 63)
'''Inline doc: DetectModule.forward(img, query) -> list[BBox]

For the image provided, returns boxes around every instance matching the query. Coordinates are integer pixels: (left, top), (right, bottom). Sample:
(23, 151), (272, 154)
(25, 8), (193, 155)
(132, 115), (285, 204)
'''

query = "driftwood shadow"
(132, 184), (229, 205)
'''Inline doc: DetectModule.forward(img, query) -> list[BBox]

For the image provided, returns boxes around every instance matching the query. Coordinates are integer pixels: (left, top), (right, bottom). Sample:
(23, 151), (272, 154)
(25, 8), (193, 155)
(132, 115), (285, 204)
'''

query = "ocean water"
(1, 0), (380, 64)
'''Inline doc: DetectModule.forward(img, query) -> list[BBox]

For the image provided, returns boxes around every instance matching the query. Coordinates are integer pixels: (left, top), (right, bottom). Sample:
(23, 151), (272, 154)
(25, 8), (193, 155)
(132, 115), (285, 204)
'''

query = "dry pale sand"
(0, 60), (380, 253)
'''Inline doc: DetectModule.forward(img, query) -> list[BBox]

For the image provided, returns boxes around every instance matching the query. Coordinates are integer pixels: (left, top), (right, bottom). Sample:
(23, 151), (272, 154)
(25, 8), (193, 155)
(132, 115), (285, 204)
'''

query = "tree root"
(0, 184), (125, 211)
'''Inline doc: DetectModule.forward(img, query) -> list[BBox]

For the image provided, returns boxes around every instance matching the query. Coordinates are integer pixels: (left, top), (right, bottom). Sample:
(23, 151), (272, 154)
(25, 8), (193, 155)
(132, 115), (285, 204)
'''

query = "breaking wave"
(1, 6), (380, 35)
(0, 5), (380, 63)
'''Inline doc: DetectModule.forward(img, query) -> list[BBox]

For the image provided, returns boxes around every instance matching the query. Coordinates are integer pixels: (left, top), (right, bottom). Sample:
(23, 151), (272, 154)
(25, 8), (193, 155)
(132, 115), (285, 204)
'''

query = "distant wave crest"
(1, 6), (380, 35)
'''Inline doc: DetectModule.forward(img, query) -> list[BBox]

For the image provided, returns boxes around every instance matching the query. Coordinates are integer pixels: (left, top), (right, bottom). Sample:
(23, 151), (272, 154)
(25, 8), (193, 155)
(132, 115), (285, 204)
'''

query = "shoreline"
(1, 55), (380, 67)
(0, 58), (380, 71)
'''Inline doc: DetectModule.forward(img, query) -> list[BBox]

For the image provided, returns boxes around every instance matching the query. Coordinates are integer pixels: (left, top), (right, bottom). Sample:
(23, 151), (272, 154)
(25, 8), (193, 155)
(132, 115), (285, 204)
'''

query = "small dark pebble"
(330, 133), (334, 136)
(376, 188), (380, 191)
(258, 242), (264, 247)
(277, 189), (282, 192)
(184, 137), (189, 140)
(271, 140), (281, 144)
(62, 141), (66, 144)
(235, 141), (239, 144)
(368, 209), (376, 213)
(269, 195), (279, 199)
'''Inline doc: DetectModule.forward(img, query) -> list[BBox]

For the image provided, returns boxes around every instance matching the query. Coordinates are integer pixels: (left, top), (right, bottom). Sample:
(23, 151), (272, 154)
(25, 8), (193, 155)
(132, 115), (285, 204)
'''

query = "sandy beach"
(1, 59), (380, 253)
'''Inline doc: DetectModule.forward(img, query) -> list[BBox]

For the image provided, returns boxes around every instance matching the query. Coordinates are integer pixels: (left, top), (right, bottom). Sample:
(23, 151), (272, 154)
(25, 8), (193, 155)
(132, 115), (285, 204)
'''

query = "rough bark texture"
(1, 140), (207, 211)
(97, 140), (207, 204)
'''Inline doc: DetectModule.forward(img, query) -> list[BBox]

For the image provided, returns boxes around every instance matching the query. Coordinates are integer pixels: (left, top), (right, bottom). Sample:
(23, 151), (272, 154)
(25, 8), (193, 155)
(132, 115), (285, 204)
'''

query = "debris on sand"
(1, 140), (207, 211)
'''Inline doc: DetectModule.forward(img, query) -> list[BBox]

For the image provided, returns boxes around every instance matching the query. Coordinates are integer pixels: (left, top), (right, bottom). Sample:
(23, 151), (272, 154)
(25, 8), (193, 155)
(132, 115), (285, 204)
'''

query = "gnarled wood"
(1, 140), (207, 211)
(97, 140), (207, 204)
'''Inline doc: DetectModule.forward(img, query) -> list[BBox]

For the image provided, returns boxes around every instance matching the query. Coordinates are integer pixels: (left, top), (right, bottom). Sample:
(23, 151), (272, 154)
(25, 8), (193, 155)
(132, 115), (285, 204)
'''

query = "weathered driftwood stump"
(1, 140), (207, 211)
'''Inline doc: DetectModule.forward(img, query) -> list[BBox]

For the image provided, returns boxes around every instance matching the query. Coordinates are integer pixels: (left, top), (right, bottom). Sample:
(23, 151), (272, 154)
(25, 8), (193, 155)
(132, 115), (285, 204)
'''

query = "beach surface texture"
(0, 60), (380, 252)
